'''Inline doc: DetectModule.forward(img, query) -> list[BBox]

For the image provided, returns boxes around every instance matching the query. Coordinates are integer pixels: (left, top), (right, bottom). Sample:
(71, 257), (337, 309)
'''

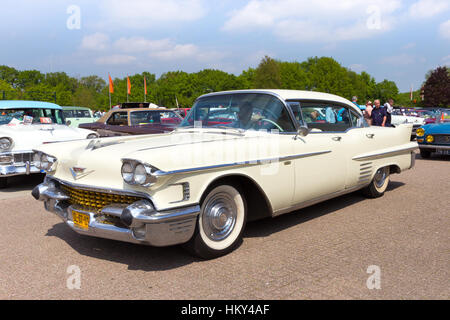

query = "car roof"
(97, 107), (177, 122)
(62, 106), (92, 110)
(198, 89), (360, 113)
(0, 100), (61, 110)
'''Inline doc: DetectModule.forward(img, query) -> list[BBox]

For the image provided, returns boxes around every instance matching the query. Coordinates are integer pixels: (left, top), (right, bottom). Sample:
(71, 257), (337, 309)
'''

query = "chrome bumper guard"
(32, 178), (200, 247)
(418, 144), (450, 150)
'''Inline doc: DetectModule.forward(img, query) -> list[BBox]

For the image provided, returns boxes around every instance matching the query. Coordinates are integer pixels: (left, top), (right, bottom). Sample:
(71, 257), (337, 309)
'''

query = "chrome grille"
(61, 185), (144, 212)
(434, 135), (450, 145)
(13, 152), (34, 164)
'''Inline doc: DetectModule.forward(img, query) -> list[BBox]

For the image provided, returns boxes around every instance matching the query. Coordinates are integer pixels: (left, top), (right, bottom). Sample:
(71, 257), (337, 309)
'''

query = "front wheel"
(362, 167), (390, 198)
(184, 185), (247, 259)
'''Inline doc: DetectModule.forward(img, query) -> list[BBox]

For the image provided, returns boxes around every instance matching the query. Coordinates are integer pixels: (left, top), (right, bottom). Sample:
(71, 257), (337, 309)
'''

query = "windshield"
(179, 93), (296, 132)
(130, 110), (182, 126)
(0, 108), (65, 125)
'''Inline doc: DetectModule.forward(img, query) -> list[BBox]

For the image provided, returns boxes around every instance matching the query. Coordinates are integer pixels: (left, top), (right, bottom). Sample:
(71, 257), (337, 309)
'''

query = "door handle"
(366, 133), (375, 139)
(332, 136), (342, 141)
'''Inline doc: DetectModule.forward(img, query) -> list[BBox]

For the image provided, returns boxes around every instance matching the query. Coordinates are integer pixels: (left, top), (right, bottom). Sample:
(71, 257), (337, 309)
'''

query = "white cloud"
(95, 55), (137, 65)
(349, 64), (367, 73)
(408, 0), (449, 19)
(379, 54), (417, 65)
(442, 55), (450, 66)
(80, 33), (110, 51)
(114, 37), (173, 53)
(222, 0), (402, 43)
(99, 0), (207, 29)
(439, 20), (450, 39)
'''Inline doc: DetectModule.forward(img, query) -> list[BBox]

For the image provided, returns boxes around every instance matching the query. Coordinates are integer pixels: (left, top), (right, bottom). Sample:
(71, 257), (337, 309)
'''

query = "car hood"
(0, 124), (96, 151)
(36, 129), (288, 190)
(421, 122), (450, 135)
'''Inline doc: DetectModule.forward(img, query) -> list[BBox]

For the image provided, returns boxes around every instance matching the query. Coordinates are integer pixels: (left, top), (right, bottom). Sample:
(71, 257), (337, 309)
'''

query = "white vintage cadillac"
(0, 101), (99, 188)
(32, 90), (418, 258)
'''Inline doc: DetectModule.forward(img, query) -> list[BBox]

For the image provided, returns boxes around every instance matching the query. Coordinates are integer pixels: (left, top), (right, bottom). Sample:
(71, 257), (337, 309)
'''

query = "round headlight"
(0, 137), (12, 151)
(121, 162), (134, 183)
(133, 164), (148, 185)
(426, 135), (434, 143)
(416, 128), (425, 137)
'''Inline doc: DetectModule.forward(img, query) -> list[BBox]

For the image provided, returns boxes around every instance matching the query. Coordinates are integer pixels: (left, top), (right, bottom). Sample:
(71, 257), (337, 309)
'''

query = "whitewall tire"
(185, 185), (247, 259)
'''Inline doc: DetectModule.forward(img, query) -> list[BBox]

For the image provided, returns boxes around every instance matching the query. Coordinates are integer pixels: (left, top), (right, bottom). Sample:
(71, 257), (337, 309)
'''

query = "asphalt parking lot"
(0, 154), (449, 300)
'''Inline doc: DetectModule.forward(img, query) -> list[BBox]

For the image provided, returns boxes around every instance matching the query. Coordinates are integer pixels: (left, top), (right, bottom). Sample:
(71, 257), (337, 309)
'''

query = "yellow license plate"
(72, 211), (90, 230)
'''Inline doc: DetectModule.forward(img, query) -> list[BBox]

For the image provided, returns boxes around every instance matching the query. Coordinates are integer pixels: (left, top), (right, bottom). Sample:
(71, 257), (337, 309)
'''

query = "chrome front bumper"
(32, 177), (200, 247)
(0, 151), (40, 177)
(419, 144), (450, 150)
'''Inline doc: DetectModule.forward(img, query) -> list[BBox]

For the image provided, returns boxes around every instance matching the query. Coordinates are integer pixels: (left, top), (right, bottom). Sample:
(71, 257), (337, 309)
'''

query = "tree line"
(0, 56), (447, 110)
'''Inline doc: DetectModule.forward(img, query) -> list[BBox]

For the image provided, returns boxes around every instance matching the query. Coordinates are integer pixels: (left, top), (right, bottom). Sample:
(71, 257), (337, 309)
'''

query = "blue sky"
(0, 0), (449, 92)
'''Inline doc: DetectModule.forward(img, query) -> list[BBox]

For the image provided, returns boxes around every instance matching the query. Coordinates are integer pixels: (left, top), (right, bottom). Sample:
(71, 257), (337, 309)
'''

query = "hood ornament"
(70, 166), (94, 180)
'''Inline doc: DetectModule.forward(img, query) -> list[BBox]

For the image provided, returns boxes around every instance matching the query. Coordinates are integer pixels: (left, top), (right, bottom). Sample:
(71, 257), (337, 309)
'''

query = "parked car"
(0, 100), (99, 188)
(79, 108), (182, 137)
(62, 106), (96, 128)
(174, 108), (191, 118)
(31, 90), (417, 258)
(416, 119), (450, 158)
(391, 108), (426, 139)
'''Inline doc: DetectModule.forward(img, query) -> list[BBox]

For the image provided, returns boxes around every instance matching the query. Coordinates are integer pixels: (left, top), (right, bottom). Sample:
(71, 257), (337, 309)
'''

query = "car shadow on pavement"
(44, 182), (404, 270)
(0, 173), (45, 193)
(45, 223), (198, 271)
(415, 153), (450, 161)
(244, 182), (405, 239)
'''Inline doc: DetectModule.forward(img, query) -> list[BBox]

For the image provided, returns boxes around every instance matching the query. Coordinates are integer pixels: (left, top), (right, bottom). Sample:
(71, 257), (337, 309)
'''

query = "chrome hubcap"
(202, 193), (237, 241)
(374, 167), (388, 188)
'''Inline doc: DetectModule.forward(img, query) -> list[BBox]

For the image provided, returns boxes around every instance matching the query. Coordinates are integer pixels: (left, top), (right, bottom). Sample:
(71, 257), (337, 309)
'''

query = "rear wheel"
(0, 177), (8, 189)
(420, 149), (431, 159)
(362, 167), (390, 198)
(184, 185), (247, 259)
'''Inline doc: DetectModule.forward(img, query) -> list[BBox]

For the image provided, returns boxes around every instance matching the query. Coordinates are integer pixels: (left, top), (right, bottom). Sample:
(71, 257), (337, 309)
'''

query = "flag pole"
(144, 76), (147, 103)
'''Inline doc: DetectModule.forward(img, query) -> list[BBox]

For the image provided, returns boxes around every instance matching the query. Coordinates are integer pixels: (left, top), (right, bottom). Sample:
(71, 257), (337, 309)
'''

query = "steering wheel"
(257, 118), (284, 132)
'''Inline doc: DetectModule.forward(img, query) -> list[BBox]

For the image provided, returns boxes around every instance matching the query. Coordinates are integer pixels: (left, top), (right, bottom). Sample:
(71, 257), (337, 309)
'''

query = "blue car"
(416, 121), (450, 158)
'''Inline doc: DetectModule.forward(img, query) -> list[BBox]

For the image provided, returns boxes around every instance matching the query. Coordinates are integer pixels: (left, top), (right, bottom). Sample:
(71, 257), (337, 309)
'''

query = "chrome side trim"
(152, 150), (332, 177)
(352, 146), (419, 161)
(273, 183), (367, 217)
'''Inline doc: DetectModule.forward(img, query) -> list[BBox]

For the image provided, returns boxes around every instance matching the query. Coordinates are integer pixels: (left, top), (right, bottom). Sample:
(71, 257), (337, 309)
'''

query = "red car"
(79, 108), (182, 137)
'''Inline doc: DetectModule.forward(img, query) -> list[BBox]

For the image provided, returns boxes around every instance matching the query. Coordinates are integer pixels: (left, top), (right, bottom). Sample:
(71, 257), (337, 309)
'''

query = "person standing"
(384, 98), (394, 127)
(371, 99), (387, 126)
(364, 101), (373, 125)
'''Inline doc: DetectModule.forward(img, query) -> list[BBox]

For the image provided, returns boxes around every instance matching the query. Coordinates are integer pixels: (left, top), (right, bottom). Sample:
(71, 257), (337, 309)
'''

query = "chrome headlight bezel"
(121, 159), (158, 187)
(0, 137), (13, 152)
(33, 151), (58, 172)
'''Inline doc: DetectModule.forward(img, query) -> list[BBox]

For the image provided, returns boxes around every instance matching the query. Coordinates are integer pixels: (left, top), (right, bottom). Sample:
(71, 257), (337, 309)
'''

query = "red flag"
(108, 74), (114, 94)
(127, 76), (131, 95)
(144, 76), (147, 95)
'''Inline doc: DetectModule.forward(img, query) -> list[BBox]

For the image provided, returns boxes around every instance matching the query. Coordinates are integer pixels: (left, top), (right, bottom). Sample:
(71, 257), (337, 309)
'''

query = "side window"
(107, 112), (128, 126)
(299, 102), (353, 132)
(349, 110), (368, 128)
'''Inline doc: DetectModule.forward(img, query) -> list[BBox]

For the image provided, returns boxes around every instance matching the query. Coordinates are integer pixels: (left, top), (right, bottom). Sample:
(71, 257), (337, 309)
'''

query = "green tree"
(254, 56), (282, 89)
(423, 66), (450, 108)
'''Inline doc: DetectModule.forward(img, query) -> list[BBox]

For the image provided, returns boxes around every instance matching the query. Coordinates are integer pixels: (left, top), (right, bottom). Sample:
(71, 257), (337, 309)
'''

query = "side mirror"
(295, 126), (309, 139)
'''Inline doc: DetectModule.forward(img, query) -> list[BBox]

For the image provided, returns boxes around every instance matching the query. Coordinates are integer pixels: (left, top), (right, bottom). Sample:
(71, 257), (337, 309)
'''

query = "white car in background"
(391, 109), (426, 139)
(0, 100), (98, 188)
